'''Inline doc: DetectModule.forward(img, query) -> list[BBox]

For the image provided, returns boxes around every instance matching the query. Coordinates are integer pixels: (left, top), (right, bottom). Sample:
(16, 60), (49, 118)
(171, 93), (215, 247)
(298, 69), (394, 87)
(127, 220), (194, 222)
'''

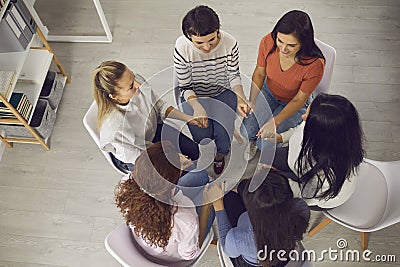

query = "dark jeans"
(223, 189), (247, 227)
(181, 89), (237, 156)
(113, 122), (200, 172)
(270, 146), (300, 182)
(270, 147), (331, 211)
(152, 122), (199, 161)
(240, 81), (311, 150)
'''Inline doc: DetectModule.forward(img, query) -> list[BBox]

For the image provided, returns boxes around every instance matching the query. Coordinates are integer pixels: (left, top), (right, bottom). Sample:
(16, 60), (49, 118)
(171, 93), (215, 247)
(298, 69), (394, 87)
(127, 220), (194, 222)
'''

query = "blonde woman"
(93, 60), (202, 172)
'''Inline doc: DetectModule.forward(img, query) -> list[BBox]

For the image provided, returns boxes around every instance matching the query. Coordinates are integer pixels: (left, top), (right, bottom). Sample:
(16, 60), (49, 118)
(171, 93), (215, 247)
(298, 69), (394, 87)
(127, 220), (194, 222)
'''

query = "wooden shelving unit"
(0, 13), (70, 151)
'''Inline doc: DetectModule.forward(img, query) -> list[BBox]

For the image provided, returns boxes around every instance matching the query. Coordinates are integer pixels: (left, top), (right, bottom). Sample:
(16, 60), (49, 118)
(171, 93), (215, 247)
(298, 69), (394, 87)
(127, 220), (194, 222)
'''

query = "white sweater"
(174, 30), (242, 100)
(99, 77), (168, 164)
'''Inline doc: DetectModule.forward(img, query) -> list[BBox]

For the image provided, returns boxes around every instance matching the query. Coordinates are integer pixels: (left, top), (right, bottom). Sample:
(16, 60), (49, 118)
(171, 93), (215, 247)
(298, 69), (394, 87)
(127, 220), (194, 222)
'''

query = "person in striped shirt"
(174, 5), (251, 175)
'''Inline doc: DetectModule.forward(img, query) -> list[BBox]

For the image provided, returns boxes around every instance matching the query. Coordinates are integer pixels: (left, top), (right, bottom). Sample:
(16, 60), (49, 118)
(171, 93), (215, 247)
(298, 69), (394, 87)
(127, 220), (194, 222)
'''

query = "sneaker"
(244, 141), (258, 161)
(213, 156), (225, 175)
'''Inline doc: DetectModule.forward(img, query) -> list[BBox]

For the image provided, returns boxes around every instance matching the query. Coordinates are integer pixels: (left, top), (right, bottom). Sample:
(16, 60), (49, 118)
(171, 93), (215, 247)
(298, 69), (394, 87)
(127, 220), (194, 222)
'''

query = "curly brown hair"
(115, 141), (182, 249)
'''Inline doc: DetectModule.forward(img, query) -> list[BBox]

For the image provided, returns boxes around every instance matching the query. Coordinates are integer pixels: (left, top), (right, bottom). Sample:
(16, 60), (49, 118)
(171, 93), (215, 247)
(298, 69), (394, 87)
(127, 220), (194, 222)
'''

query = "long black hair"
(243, 170), (309, 267)
(296, 94), (365, 200)
(268, 10), (324, 65)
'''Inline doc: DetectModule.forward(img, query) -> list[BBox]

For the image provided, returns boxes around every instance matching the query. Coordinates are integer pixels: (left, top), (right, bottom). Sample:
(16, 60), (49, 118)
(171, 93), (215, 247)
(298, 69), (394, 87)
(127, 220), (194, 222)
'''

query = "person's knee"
(276, 116), (302, 133)
(190, 146), (200, 160)
(240, 115), (259, 139)
(197, 170), (210, 185)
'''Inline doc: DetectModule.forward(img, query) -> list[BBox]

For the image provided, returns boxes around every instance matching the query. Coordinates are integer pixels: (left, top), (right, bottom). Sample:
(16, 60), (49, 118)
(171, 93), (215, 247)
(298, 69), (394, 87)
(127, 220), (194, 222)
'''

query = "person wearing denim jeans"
(181, 88), (237, 166)
(241, 82), (312, 150)
(174, 5), (251, 174)
(177, 167), (215, 242)
(115, 141), (214, 262)
(240, 10), (325, 161)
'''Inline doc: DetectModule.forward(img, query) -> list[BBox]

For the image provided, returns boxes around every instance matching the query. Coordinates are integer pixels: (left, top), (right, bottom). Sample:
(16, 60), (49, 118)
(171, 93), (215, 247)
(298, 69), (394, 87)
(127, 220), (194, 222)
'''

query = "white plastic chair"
(217, 240), (314, 267)
(308, 159), (400, 249)
(313, 39), (336, 96)
(105, 223), (214, 267)
(83, 101), (128, 175)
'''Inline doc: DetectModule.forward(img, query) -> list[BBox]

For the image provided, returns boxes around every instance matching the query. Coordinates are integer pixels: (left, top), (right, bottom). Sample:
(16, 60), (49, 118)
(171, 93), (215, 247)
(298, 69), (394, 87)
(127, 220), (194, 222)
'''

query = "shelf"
(19, 48), (53, 83)
(13, 80), (40, 124)
(0, 0), (69, 152)
(0, 50), (29, 101)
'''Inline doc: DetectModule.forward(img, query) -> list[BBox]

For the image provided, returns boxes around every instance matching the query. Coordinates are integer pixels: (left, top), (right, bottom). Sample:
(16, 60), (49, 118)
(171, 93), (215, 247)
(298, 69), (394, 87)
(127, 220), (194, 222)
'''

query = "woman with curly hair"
(115, 141), (213, 262)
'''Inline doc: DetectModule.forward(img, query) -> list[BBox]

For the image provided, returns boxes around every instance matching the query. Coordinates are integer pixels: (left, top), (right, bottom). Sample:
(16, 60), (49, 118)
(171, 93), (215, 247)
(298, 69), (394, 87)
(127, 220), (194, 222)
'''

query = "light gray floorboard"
(0, 0), (399, 266)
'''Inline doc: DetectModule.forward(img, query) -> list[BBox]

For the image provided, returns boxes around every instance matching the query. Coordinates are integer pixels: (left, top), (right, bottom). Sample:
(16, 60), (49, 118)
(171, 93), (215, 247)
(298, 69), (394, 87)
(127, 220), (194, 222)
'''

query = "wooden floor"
(0, 0), (399, 266)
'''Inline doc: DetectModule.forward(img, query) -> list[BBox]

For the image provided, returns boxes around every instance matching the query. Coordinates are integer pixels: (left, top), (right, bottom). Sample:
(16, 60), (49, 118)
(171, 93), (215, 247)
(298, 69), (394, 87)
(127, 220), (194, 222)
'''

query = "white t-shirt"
(130, 190), (200, 262)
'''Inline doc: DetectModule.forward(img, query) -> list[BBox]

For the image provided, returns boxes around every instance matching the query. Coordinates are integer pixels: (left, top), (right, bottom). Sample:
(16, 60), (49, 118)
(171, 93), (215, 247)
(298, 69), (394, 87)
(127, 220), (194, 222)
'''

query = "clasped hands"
(203, 181), (226, 211)
(256, 119), (283, 143)
(237, 97), (253, 118)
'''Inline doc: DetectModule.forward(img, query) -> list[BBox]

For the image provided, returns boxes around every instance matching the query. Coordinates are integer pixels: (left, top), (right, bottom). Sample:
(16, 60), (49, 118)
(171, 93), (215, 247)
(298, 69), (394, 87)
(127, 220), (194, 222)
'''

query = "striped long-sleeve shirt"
(174, 31), (242, 100)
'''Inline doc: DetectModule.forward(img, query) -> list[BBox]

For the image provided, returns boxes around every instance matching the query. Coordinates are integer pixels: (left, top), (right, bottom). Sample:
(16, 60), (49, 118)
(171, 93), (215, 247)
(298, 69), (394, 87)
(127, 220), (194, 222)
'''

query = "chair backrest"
(313, 39), (336, 96)
(105, 224), (214, 267)
(325, 161), (388, 231)
(82, 101), (127, 175)
(364, 159), (400, 230)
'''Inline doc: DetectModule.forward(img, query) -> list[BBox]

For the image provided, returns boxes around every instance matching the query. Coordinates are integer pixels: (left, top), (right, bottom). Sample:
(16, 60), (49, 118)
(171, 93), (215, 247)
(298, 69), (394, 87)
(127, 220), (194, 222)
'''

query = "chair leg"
(308, 218), (332, 237)
(361, 232), (368, 250)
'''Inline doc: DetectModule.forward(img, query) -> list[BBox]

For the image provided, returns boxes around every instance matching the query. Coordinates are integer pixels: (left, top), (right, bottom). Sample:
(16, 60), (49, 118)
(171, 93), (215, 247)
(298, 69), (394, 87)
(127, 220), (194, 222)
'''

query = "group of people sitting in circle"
(92, 5), (365, 267)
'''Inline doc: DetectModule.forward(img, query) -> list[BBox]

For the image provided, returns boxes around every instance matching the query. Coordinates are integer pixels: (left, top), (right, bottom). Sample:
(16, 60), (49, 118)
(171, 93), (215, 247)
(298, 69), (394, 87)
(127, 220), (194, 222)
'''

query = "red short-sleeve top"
(257, 33), (324, 102)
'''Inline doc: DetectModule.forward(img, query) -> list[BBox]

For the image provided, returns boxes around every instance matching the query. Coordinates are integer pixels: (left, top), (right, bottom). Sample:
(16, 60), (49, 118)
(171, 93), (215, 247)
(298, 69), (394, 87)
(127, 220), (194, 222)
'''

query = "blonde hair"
(92, 61), (127, 129)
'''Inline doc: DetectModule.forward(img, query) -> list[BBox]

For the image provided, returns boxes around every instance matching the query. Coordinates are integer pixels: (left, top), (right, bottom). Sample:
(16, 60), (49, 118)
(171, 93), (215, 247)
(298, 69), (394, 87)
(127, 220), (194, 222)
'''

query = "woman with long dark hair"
(241, 10), (325, 160)
(207, 170), (310, 267)
(115, 141), (213, 262)
(269, 93), (365, 209)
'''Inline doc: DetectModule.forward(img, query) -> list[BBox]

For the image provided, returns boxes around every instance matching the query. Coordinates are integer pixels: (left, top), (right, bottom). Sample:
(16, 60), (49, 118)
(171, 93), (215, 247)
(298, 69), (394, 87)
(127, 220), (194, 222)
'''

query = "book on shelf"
(0, 92), (32, 122)
(0, 70), (15, 100)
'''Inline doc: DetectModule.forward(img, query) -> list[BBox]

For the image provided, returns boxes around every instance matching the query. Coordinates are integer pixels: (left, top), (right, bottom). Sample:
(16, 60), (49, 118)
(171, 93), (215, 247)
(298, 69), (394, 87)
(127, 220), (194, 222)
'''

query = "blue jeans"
(112, 122), (200, 172)
(177, 168), (215, 241)
(152, 123), (199, 161)
(240, 81), (311, 150)
(181, 89), (237, 156)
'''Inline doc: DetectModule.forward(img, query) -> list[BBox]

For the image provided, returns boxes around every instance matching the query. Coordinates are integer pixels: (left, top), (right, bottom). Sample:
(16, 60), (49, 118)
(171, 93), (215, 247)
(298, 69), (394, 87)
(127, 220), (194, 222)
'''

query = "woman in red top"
(241, 10), (325, 162)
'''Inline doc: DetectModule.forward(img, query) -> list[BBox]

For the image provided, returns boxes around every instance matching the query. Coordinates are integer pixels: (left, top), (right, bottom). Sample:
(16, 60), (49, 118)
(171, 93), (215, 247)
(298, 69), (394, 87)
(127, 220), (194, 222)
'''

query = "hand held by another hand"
(256, 119), (277, 139)
(193, 106), (209, 128)
(204, 182), (225, 210)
